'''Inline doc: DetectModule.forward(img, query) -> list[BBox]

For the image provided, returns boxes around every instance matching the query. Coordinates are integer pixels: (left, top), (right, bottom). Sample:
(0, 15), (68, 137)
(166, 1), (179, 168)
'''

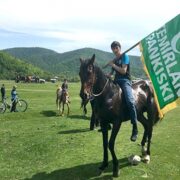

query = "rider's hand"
(106, 73), (113, 79)
(103, 59), (114, 69)
(107, 60), (114, 67)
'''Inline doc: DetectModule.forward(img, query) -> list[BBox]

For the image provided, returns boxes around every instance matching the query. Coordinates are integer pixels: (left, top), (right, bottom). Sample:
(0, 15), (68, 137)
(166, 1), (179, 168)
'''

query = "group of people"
(1, 84), (18, 112)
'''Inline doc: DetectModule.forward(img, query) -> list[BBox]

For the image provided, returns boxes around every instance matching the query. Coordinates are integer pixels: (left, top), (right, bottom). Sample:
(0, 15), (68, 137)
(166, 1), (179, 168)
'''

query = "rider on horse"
(61, 79), (70, 103)
(107, 41), (138, 142)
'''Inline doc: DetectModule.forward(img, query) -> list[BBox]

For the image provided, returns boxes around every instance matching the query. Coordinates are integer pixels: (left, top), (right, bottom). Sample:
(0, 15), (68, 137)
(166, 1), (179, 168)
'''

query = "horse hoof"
(113, 170), (119, 177)
(142, 155), (150, 164)
(99, 162), (108, 171)
(90, 127), (94, 130)
(113, 163), (119, 177)
(98, 169), (103, 176)
(97, 128), (102, 132)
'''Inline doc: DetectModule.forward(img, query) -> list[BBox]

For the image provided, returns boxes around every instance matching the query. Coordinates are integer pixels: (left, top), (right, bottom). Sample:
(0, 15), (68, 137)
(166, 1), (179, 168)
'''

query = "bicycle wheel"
(16, 99), (28, 112)
(0, 101), (6, 113)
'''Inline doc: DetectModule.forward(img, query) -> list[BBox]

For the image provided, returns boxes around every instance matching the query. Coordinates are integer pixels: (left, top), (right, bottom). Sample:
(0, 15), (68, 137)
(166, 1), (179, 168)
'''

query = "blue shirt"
(11, 90), (17, 100)
(114, 53), (131, 81)
(122, 54), (129, 64)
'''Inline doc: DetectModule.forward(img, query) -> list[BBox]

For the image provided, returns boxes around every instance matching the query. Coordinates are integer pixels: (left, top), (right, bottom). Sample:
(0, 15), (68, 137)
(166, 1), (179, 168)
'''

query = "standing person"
(11, 85), (18, 112)
(1, 84), (6, 102)
(106, 41), (138, 142)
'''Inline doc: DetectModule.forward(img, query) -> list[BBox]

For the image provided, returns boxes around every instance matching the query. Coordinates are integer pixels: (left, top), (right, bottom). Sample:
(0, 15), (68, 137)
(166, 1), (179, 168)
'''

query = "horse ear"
(80, 58), (83, 63)
(89, 54), (95, 64)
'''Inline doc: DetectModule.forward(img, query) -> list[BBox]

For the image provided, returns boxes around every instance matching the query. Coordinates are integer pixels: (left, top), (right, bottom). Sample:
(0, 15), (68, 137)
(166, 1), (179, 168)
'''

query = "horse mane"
(94, 65), (120, 93)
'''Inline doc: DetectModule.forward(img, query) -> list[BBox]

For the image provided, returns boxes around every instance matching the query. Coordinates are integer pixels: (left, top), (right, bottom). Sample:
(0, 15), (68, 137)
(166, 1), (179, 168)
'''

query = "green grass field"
(0, 81), (179, 180)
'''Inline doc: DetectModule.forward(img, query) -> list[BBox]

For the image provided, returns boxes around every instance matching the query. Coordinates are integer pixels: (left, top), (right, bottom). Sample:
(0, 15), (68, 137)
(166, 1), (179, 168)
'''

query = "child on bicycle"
(11, 85), (18, 112)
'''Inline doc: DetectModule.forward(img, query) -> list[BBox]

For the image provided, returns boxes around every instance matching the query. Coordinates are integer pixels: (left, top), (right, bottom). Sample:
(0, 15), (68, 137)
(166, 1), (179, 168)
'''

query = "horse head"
(79, 54), (97, 99)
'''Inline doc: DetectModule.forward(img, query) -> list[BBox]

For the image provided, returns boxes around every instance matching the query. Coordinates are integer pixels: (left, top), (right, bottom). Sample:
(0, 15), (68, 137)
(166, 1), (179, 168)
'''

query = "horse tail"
(144, 81), (161, 125)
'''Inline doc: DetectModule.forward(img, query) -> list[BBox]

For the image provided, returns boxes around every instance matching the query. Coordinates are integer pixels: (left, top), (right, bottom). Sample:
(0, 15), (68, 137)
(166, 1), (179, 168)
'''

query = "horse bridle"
(83, 63), (109, 98)
(91, 78), (109, 97)
(85, 71), (109, 97)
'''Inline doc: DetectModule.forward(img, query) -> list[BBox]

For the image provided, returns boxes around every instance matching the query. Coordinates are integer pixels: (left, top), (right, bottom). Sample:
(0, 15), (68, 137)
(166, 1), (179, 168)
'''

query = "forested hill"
(0, 51), (51, 80)
(3, 47), (146, 80)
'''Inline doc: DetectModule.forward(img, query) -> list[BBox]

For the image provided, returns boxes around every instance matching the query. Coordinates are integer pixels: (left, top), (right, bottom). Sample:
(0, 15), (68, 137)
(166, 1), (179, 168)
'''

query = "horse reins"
(91, 78), (109, 97)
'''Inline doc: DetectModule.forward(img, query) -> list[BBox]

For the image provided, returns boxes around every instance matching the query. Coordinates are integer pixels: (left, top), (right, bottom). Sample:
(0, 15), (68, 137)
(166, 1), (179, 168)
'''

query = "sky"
(0, 0), (179, 55)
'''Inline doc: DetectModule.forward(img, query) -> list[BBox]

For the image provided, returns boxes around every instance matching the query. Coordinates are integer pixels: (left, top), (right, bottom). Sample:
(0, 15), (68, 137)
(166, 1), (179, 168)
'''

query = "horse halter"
(91, 78), (109, 97)
(83, 62), (109, 98)
(85, 73), (109, 97)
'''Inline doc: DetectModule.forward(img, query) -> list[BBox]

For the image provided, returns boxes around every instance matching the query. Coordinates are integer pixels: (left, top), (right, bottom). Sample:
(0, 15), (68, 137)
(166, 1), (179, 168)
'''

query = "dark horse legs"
(90, 99), (99, 130)
(138, 113), (153, 163)
(138, 114), (148, 146)
(109, 121), (121, 177)
(99, 123), (108, 171)
(90, 111), (96, 130)
(99, 121), (121, 177)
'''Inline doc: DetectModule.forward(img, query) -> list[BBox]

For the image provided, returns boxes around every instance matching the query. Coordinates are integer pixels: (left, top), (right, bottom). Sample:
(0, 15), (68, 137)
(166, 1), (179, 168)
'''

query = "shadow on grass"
(40, 110), (57, 117)
(25, 158), (130, 180)
(58, 128), (90, 134)
(68, 114), (90, 120)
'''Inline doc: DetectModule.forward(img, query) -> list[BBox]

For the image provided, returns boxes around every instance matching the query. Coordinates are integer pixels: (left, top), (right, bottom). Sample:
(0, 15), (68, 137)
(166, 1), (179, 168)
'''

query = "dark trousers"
(1, 94), (5, 102)
(115, 79), (137, 124)
(11, 99), (17, 112)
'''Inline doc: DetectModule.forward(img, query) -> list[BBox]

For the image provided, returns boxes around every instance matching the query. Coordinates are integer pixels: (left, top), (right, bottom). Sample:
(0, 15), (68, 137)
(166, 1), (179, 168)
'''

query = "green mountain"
(3, 47), (146, 80)
(0, 51), (51, 80)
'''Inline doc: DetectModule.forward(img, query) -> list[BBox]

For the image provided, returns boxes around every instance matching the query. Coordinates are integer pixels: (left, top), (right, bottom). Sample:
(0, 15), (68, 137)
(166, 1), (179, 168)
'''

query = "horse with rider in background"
(56, 81), (70, 116)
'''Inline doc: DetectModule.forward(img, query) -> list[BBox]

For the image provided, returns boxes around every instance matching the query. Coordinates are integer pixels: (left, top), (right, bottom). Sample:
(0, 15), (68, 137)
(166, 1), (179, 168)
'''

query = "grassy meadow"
(0, 81), (179, 180)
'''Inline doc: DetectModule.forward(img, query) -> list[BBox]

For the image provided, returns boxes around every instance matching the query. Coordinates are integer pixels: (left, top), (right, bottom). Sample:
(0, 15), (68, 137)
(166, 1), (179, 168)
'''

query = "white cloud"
(0, 0), (179, 54)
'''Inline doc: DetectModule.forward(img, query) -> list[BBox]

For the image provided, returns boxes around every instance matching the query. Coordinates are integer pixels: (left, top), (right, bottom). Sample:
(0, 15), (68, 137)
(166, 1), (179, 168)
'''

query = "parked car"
(39, 79), (46, 83)
(50, 78), (57, 83)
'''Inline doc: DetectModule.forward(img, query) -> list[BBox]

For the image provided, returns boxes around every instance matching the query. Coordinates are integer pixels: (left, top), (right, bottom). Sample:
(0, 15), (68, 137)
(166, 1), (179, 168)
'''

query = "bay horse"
(79, 54), (161, 177)
(56, 87), (70, 116)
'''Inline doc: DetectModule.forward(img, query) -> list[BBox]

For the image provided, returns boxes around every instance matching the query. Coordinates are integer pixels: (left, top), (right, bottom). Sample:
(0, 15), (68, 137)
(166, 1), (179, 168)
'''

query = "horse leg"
(138, 114), (148, 155)
(99, 123), (108, 172)
(83, 106), (87, 116)
(61, 103), (64, 116)
(95, 116), (99, 128)
(59, 100), (62, 115)
(90, 100), (95, 130)
(143, 97), (157, 164)
(139, 113), (152, 164)
(56, 97), (59, 110)
(67, 103), (70, 116)
(141, 128), (148, 156)
(90, 110), (95, 130)
(81, 99), (88, 116)
(144, 124), (153, 164)
(109, 121), (121, 177)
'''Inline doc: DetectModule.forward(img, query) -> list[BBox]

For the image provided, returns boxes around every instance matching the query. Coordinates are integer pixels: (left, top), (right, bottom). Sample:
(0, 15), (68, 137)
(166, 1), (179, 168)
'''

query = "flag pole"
(103, 41), (140, 69)
(121, 41), (140, 55)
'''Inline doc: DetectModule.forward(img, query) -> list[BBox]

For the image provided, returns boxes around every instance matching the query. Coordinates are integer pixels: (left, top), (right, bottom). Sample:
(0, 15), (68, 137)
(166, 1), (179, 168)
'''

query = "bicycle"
(0, 97), (28, 113)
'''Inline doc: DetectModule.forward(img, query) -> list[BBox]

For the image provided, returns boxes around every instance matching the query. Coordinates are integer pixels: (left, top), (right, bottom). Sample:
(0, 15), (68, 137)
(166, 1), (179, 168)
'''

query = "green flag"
(140, 14), (180, 118)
